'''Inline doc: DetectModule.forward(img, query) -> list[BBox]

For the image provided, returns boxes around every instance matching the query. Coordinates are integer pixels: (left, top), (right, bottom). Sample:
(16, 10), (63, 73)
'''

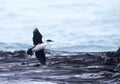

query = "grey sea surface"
(0, 0), (120, 52)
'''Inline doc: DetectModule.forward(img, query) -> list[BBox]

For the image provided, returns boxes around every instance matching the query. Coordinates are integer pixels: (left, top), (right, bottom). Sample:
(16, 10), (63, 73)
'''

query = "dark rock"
(113, 47), (120, 57)
(1, 50), (120, 84)
(21, 62), (29, 65)
(110, 48), (120, 63)
(33, 64), (40, 67)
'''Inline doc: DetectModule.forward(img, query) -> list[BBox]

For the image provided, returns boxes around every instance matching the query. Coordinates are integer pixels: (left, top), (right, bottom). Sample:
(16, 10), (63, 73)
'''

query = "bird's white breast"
(32, 43), (47, 52)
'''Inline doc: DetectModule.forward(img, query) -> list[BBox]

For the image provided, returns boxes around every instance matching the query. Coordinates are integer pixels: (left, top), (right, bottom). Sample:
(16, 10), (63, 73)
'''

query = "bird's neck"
(43, 41), (48, 46)
(45, 41), (48, 43)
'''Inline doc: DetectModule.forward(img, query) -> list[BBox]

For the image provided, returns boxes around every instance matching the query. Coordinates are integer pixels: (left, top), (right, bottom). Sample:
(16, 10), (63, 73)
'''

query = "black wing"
(33, 28), (46, 65)
(33, 28), (43, 45)
(35, 49), (46, 65)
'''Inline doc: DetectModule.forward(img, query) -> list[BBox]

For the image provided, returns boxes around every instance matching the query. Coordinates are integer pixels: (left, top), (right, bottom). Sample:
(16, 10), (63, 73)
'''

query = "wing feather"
(35, 49), (46, 65)
(32, 28), (46, 65)
(33, 28), (43, 45)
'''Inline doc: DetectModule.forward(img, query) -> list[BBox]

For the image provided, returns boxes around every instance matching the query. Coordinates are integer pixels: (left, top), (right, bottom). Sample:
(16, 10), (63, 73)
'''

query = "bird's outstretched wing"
(32, 28), (46, 65)
(35, 49), (46, 65)
(33, 28), (43, 45)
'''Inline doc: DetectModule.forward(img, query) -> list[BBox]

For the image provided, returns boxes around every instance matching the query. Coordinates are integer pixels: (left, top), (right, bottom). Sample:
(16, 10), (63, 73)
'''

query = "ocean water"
(0, 0), (120, 52)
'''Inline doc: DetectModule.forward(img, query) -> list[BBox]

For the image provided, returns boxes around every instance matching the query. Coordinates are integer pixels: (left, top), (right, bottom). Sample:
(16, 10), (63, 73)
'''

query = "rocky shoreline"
(0, 49), (120, 84)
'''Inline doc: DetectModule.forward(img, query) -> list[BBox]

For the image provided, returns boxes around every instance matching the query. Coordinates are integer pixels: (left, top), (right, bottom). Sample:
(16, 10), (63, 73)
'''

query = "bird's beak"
(51, 40), (54, 42)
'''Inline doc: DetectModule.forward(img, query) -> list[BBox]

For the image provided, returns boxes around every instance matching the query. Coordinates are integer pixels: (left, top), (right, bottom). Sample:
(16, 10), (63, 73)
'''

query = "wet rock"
(105, 48), (120, 64)
(21, 62), (29, 65)
(0, 50), (120, 84)
(33, 64), (40, 67)
(13, 50), (27, 58)
(113, 47), (120, 57)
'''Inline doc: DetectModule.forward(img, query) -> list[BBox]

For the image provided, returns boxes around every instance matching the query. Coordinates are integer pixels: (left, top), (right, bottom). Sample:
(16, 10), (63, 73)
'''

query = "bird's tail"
(27, 48), (33, 56)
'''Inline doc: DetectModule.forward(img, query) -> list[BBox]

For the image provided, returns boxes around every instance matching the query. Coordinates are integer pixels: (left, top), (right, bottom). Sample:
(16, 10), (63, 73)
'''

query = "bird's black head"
(46, 39), (54, 43)
(27, 48), (33, 56)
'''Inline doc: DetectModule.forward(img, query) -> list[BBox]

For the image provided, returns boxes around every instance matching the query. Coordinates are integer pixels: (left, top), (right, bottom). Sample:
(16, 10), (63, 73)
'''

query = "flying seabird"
(27, 28), (53, 65)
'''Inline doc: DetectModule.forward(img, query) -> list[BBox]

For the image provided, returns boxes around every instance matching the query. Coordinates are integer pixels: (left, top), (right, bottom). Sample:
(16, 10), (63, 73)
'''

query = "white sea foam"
(0, 0), (120, 52)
